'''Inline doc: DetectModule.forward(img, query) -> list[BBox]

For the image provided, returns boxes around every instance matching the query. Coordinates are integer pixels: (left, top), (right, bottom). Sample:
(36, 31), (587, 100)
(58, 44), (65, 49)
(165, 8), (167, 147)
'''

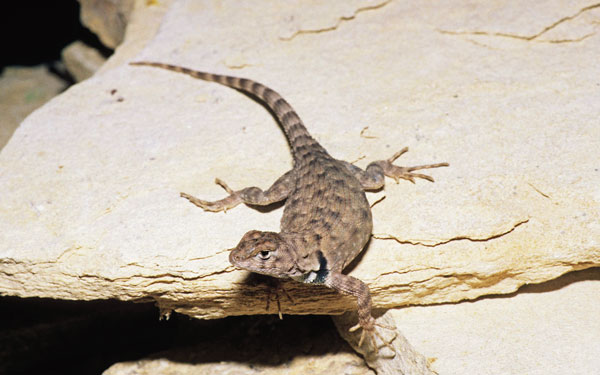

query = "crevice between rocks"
(437, 3), (600, 43)
(279, 0), (392, 41)
(373, 218), (529, 247)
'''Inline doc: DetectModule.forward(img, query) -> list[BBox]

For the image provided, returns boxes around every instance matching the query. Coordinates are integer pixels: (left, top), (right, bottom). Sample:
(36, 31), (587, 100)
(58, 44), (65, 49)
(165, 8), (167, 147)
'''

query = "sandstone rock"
(397, 267), (600, 374)
(333, 311), (435, 374)
(0, 66), (68, 149)
(0, 0), (598, 341)
(78, 0), (134, 49)
(62, 40), (107, 82)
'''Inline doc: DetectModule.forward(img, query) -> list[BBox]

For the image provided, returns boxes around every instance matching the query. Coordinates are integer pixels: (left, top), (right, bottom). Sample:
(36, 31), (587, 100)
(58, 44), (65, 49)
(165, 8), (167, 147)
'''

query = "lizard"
(130, 61), (448, 353)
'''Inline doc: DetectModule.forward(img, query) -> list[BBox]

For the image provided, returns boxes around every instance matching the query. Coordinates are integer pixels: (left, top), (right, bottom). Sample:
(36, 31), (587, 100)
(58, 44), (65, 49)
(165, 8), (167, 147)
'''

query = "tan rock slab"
(78, 0), (134, 49)
(0, 66), (67, 149)
(396, 267), (600, 374)
(62, 41), (107, 82)
(0, 0), (598, 324)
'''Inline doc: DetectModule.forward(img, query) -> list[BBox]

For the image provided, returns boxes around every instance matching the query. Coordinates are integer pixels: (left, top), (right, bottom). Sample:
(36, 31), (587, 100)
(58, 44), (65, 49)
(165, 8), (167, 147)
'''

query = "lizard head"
(229, 230), (301, 278)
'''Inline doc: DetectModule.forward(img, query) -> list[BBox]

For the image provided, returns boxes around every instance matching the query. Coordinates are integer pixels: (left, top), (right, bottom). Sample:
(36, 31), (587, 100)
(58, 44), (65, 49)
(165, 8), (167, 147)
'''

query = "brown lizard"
(130, 61), (448, 352)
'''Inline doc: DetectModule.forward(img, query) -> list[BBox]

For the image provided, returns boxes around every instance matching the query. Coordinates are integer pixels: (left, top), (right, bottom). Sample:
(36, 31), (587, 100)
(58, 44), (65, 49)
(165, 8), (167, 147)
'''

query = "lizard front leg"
(265, 279), (294, 319)
(181, 169), (295, 212)
(342, 147), (448, 190)
(325, 272), (392, 353)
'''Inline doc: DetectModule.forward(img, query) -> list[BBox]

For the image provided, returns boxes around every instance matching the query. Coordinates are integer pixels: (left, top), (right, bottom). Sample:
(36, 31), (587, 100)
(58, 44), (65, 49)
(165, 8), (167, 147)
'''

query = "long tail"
(130, 61), (326, 160)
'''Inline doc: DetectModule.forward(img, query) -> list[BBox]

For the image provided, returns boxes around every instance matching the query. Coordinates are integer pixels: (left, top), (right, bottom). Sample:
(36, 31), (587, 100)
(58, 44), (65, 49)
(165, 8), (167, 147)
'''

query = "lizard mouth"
(228, 254), (292, 279)
(238, 264), (289, 279)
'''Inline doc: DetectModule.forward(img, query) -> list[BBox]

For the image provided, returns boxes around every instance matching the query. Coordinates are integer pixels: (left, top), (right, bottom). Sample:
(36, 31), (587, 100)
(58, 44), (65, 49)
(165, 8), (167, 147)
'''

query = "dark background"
(0, 1), (110, 74)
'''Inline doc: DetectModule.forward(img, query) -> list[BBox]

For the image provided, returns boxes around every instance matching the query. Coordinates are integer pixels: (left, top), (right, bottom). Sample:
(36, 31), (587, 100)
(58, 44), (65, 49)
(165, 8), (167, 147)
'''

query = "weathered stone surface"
(61, 41), (107, 82)
(104, 352), (370, 375)
(78, 0), (134, 49)
(0, 66), (68, 149)
(333, 312), (435, 374)
(0, 0), (598, 333)
(397, 267), (600, 374)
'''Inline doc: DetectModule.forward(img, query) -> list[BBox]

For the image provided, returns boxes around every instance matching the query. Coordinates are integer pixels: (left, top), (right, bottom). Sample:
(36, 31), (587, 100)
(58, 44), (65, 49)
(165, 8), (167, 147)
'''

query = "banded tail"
(130, 61), (326, 161)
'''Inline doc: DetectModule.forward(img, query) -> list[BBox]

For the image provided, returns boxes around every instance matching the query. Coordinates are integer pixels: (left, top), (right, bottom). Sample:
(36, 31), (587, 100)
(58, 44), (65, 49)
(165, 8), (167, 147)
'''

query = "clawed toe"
(180, 192), (217, 211)
(265, 282), (294, 319)
(349, 319), (396, 355)
(387, 147), (409, 163)
(383, 147), (448, 184)
(214, 178), (235, 194)
(180, 178), (242, 212)
(374, 321), (396, 331)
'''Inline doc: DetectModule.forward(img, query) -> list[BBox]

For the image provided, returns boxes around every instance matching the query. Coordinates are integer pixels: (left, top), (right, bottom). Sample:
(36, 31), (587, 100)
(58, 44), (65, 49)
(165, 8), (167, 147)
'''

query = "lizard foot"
(180, 178), (242, 212)
(349, 316), (396, 355)
(265, 280), (294, 320)
(382, 147), (449, 183)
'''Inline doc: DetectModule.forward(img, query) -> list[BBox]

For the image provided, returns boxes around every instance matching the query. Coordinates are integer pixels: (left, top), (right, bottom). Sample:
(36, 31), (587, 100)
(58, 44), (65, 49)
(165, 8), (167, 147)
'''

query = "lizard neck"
(280, 231), (322, 274)
(289, 250), (329, 285)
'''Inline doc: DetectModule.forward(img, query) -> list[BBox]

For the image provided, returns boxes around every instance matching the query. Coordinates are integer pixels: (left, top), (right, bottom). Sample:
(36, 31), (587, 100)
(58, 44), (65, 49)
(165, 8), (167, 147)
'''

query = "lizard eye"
(257, 251), (271, 260)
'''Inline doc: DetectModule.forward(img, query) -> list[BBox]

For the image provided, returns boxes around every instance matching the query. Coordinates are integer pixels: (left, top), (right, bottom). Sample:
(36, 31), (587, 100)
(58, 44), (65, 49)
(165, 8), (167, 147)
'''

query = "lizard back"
(132, 61), (448, 354)
(131, 61), (374, 272)
(281, 153), (373, 272)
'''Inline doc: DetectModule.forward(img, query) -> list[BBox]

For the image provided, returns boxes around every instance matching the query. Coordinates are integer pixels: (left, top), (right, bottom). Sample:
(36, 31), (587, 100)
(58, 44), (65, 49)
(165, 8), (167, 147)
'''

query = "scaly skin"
(131, 61), (448, 354)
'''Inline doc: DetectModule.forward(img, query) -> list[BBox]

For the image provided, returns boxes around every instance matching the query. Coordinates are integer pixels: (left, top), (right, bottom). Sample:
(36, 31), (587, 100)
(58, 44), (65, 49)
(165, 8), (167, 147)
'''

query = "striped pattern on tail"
(130, 61), (327, 162)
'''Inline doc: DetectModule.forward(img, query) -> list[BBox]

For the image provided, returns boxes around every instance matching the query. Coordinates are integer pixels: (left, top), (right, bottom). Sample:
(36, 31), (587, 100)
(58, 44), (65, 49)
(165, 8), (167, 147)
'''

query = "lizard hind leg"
(376, 147), (449, 184)
(341, 147), (448, 190)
